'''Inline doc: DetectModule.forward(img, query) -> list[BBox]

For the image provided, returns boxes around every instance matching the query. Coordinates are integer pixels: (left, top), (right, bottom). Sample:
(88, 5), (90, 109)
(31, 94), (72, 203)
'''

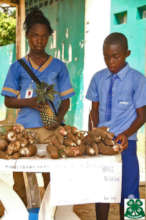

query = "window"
(114, 11), (127, 25)
(25, 0), (49, 13)
(137, 5), (146, 20)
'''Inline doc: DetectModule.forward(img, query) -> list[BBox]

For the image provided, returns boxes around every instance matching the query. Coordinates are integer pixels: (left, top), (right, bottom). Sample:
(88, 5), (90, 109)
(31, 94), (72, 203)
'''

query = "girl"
(1, 8), (75, 205)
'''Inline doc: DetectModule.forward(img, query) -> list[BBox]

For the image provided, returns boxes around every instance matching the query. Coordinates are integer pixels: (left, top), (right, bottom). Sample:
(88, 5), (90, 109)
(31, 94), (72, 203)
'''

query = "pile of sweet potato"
(47, 125), (121, 159)
(47, 125), (86, 159)
(0, 124), (122, 160)
(83, 127), (121, 155)
(0, 124), (37, 159)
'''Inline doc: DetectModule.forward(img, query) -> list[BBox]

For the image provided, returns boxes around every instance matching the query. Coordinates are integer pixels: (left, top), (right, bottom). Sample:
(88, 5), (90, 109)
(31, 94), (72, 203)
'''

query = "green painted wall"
(111, 0), (146, 168)
(111, 0), (146, 74)
(111, 0), (146, 131)
(26, 0), (85, 129)
(0, 44), (16, 120)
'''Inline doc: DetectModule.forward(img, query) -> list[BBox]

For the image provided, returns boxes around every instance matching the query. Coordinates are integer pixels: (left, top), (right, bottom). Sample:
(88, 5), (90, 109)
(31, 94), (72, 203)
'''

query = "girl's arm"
(88, 101), (99, 130)
(5, 96), (41, 111)
(57, 98), (70, 124)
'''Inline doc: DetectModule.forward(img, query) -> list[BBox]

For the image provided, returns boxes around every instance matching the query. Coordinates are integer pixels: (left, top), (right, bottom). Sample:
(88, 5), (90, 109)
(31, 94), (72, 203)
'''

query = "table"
(0, 154), (122, 220)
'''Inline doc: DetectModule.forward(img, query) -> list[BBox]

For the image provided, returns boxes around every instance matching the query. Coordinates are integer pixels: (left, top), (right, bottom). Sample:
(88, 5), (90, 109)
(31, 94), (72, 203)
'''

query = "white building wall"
(83, 0), (111, 130)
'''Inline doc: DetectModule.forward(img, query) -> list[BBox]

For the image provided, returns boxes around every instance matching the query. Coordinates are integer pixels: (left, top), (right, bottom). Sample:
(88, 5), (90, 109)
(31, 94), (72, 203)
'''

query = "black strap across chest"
(18, 58), (57, 115)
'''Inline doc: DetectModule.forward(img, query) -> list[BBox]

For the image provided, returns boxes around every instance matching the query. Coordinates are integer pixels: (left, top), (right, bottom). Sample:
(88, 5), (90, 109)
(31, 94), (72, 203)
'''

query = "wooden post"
(16, 0), (25, 59)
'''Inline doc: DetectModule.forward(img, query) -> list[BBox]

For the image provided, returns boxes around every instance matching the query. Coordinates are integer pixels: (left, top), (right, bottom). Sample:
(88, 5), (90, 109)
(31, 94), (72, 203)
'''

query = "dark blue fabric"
(121, 140), (139, 205)
(28, 208), (39, 220)
(105, 74), (118, 121)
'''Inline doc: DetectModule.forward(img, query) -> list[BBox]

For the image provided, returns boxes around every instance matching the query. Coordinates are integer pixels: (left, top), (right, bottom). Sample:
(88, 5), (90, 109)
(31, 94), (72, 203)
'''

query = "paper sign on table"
(50, 156), (122, 206)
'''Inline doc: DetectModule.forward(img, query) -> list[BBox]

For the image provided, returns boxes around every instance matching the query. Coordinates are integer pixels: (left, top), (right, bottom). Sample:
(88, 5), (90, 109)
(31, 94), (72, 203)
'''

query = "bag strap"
(18, 59), (41, 85)
(18, 58), (57, 115)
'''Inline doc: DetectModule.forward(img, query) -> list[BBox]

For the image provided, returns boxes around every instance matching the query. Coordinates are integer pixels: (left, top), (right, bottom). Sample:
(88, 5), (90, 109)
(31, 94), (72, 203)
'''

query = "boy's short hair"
(103, 32), (128, 51)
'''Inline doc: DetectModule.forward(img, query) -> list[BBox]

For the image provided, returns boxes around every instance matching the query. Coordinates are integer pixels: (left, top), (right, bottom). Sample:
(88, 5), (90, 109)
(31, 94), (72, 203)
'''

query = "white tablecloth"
(0, 155), (122, 205)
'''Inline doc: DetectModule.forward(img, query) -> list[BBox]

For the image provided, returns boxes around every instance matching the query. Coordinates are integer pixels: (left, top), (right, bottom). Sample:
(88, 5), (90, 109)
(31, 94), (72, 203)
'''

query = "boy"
(86, 32), (146, 220)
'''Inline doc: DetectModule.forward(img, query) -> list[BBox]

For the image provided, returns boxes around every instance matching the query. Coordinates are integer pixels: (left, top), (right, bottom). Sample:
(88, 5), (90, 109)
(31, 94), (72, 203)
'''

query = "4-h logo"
(124, 199), (145, 219)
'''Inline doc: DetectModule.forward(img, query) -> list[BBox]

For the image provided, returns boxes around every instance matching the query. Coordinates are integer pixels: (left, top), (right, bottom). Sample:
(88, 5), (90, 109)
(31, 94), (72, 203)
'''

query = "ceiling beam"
(0, 0), (19, 6)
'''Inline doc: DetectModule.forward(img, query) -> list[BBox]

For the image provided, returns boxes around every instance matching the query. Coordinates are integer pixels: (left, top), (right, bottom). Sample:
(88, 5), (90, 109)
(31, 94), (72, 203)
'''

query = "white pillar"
(83, 0), (111, 130)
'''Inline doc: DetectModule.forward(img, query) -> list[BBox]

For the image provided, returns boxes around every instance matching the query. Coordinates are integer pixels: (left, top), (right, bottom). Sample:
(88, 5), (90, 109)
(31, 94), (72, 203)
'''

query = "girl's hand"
(27, 97), (42, 111)
(115, 133), (128, 151)
(56, 115), (61, 125)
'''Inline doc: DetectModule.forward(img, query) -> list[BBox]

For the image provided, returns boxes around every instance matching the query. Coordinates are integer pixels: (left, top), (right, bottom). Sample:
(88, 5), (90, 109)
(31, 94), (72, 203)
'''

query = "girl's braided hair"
(24, 8), (53, 35)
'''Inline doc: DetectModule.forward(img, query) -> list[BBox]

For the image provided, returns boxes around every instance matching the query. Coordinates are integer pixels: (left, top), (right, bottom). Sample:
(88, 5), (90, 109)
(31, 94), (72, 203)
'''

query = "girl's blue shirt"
(1, 56), (75, 128)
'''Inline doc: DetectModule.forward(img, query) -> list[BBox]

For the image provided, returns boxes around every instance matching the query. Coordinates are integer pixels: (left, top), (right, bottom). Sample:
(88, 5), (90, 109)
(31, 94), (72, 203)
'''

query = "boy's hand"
(115, 133), (128, 151)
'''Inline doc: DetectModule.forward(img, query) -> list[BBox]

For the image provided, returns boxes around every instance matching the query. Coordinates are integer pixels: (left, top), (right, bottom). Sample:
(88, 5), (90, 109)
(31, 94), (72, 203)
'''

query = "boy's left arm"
(115, 106), (145, 150)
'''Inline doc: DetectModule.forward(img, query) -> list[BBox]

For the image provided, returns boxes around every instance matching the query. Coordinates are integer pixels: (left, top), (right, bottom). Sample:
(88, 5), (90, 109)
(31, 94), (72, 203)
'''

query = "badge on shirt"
(119, 101), (129, 105)
(25, 84), (33, 98)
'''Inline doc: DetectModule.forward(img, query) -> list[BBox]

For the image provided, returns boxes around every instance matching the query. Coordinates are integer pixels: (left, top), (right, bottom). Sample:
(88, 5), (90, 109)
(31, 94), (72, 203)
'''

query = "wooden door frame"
(0, 0), (25, 58)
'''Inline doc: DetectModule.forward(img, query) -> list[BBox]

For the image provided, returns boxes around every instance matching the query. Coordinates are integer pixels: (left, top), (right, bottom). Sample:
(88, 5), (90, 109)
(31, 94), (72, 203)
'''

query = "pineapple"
(35, 82), (58, 129)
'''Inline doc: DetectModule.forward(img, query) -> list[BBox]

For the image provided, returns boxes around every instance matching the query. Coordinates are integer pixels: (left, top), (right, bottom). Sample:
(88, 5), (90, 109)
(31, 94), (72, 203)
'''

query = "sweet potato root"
(47, 145), (59, 159)
(64, 146), (84, 157)
(0, 151), (8, 159)
(19, 145), (37, 157)
(86, 143), (99, 156)
(0, 200), (5, 217)
(98, 142), (118, 155)
(7, 141), (21, 155)
(103, 138), (114, 146)
(90, 127), (114, 139)
(8, 152), (21, 159)
(64, 146), (75, 157)
(0, 139), (8, 151)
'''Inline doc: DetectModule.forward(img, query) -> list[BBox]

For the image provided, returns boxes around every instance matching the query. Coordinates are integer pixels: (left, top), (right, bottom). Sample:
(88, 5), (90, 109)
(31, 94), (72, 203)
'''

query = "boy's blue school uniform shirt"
(1, 56), (75, 128)
(86, 63), (146, 140)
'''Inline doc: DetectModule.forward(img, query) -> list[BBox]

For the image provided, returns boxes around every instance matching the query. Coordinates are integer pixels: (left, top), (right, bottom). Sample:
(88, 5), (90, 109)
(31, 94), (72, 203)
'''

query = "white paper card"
(50, 156), (122, 206)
